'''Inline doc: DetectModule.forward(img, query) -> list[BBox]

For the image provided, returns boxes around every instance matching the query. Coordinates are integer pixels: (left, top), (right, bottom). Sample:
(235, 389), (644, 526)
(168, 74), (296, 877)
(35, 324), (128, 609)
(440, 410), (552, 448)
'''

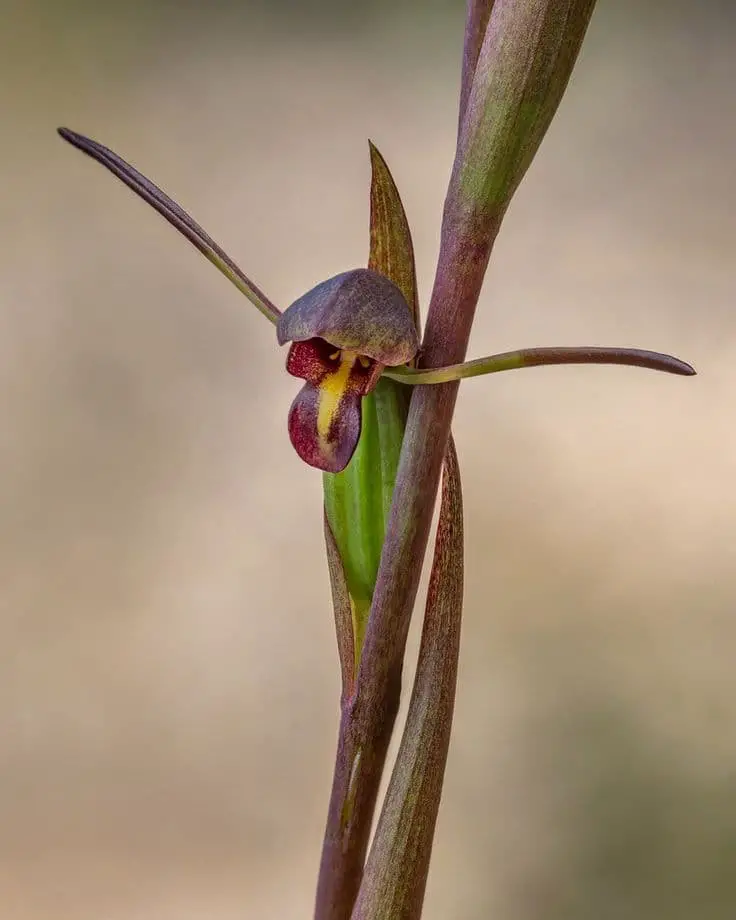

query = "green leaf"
(322, 375), (406, 629)
(323, 382), (388, 610)
(57, 127), (280, 325)
(352, 436), (464, 920)
(323, 143), (419, 670)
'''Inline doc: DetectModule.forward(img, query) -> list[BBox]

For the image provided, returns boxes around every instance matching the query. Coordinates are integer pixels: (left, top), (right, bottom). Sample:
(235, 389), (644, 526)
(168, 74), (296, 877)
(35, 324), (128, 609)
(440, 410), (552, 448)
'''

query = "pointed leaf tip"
(368, 142), (421, 339)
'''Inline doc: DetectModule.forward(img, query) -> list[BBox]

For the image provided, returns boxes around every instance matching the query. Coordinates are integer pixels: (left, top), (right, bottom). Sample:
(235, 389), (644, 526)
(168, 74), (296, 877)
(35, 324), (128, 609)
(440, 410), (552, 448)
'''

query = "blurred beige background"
(1, 0), (735, 917)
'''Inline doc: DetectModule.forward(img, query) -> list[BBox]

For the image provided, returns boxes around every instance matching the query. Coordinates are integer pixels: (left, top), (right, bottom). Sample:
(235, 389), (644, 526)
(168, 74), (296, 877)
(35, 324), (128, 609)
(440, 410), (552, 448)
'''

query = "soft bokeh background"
(1, 0), (735, 917)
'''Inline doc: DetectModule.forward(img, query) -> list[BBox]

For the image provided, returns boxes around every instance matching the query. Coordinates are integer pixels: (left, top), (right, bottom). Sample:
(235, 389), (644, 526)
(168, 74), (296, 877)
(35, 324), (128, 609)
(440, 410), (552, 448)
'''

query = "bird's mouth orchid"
(277, 269), (418, 472)
(57, 127), (695, 478)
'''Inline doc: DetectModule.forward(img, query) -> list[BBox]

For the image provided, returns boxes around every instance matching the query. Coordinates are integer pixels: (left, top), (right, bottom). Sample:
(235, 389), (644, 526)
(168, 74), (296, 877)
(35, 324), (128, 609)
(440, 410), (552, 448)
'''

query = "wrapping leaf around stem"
(352, 436), (464, 920)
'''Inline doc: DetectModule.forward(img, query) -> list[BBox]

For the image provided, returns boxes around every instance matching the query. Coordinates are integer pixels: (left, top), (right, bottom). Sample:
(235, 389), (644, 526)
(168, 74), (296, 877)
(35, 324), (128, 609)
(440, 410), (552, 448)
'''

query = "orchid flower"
(57, 128), (693, 478)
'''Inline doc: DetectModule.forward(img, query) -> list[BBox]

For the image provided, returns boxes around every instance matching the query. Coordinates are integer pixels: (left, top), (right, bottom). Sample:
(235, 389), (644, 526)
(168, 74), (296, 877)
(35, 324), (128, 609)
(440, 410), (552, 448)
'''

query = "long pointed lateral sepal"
(384, 346), (696, 385)
(57, 127), (280, 325)
(456, 1), (598, 219)
(352, 437), (464, 920)
(313, 145), (423, 917)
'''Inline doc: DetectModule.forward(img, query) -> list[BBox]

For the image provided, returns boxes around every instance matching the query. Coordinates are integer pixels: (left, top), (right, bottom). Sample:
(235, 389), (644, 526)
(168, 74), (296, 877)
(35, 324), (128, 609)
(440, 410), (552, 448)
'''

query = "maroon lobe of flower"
(277, 269), (419, 472)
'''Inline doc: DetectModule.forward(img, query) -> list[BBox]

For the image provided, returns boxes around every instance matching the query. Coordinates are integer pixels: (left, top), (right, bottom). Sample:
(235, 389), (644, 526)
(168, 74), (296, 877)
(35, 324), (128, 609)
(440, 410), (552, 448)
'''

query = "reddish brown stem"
(354, 215), (496, 727)
(314, 681), (400, 920)
(313, 215), (495, 920)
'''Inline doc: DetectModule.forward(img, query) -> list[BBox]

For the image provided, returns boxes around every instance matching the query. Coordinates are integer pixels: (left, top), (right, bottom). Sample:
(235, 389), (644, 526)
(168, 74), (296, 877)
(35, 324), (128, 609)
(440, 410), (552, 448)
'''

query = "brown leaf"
(458, 1), (497, 135)
(351, 436), (463, 920)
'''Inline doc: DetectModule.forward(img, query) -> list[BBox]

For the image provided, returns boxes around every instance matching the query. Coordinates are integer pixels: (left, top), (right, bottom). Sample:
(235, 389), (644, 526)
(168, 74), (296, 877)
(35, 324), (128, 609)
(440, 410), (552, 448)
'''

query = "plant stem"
(357, 214), (497, 702)
(314, 681), (400, 920)
(313, 218), (494, 920)
(352, 437), (464, 920)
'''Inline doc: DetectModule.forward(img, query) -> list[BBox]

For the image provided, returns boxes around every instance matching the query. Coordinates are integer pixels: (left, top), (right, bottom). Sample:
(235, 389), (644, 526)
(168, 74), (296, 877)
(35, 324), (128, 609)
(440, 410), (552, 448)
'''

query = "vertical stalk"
(352, 437), (464, 920)
(315, 4), (598, 916)
(313, 210), (495, 920)
(314, 683), (400, 920)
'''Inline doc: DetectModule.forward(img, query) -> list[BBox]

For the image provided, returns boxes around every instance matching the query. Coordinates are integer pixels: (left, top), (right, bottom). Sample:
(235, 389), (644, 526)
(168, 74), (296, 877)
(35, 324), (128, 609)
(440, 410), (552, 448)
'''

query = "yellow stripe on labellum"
(317, 350), (357, 449)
